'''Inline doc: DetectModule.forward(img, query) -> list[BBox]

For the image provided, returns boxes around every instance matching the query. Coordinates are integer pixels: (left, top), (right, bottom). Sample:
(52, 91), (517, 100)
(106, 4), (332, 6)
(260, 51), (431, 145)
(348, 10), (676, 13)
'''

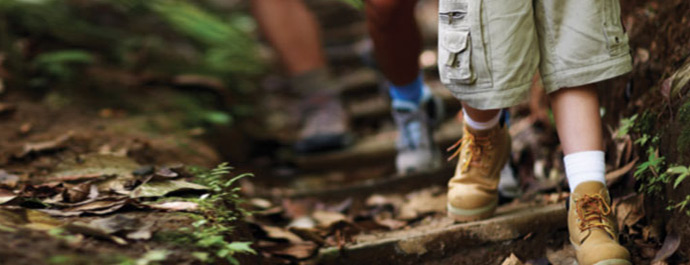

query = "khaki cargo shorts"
(437, 0), (633, 109)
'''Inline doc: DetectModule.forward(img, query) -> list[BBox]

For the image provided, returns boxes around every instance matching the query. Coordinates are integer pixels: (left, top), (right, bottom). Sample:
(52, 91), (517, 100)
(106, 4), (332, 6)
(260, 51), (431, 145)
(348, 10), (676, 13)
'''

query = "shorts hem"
(541, 54), (632, 93)
(446, 81), (532, 110)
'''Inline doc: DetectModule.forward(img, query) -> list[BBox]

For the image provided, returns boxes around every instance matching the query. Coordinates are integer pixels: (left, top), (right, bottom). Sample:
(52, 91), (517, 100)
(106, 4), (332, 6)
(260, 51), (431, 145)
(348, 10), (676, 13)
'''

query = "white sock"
(564, 151), (606, 190)
(463, 109), (502, 130)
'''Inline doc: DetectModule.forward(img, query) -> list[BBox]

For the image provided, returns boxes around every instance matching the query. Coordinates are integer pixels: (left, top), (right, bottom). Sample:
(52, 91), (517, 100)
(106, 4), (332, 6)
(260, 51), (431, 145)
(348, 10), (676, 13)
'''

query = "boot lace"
(447, 127), (491, 172)
(575, 194), (615, 238)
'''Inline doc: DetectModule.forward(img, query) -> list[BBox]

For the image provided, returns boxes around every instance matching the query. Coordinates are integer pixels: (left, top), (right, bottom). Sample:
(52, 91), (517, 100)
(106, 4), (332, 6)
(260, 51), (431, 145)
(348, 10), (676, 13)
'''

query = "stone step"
(316, 203), (567, 265)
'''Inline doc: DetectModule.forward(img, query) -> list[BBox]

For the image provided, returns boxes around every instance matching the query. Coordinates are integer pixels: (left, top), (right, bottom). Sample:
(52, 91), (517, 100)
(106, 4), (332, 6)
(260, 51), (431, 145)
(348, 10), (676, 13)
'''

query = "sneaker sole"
(446, 199), (498, 222)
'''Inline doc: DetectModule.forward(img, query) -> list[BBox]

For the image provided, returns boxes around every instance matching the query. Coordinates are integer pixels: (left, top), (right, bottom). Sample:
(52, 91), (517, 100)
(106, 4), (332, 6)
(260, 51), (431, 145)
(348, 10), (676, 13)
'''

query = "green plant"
(182, 163), (255, 264)
(635, 146), (670, 195)
(667, 165), (690, 189)
(667, 195), (690, 216)
(617, 114), (638, 138)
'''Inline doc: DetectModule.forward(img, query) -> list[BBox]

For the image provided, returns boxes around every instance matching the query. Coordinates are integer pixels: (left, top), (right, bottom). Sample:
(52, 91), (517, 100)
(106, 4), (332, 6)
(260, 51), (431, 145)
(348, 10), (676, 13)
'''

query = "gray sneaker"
(391, 86), (443, 175)
(294, 91), (353, 154)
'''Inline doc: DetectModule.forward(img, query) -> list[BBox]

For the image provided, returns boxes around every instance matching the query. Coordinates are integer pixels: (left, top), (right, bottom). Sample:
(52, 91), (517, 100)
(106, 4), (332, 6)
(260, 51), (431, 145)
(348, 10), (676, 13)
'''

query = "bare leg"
(549, 84), (603, 155)
(251, 0), (326, 75)
(365, 0), (421, 85)
(461, 103), (501, 122)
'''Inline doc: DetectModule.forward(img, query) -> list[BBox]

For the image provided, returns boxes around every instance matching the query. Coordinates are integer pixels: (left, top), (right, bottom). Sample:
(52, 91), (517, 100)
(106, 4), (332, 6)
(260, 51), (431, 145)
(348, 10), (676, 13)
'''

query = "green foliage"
(617, 114), (638, 138)
(33, 50), (94, 80)
(181, 163), (256, 264)
(337, 0), (364, 9)
(149, 0), (262, 76)
(0, 0), (263, 87)
(635, 146), (670, 195)
(667, 195), (690, 216)
(667, 165), (690, 189)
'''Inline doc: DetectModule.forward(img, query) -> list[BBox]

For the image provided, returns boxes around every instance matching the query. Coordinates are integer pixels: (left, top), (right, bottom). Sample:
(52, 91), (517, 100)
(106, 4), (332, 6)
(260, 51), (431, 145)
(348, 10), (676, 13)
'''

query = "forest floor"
(1, 0), (690, 264)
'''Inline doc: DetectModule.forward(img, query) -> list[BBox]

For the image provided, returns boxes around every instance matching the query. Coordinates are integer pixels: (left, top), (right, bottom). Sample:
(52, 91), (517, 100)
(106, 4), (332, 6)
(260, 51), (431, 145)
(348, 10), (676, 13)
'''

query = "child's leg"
(550, 84), (630, 265)
(549, 84), (602, 155)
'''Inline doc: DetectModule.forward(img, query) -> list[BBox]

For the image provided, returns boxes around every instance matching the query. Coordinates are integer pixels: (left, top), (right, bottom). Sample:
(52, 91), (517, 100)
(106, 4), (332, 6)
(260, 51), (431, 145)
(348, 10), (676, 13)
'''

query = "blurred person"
(251, 0), (445, 175)
(439, 0), (632, 264)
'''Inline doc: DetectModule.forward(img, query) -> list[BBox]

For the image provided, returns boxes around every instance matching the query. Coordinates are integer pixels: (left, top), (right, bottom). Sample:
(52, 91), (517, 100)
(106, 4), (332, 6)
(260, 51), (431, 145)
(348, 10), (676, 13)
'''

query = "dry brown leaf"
(288, 227), (325, 245)
(614, 193), (645, 232)
(260, 226), (304, 243)
(501, 253), (524, 265)
(312, 210), (347, 227)
(147, 201), (198, 212)
(651, 232), (681, 264)
(270, 242), (319, 260)
(19, 132), (73, 157)
(398, 188), (446, 220)
(605, 157), (639, 187)
(0, 102), (15, 116)
(0, 170), (19, 189)
(0, 188), (17, 205)
(546, 245), (577, 265)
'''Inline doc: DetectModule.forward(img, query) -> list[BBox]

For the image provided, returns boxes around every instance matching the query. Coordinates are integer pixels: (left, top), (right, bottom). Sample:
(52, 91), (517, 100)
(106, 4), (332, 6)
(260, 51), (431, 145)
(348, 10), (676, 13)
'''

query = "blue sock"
(389, 73), (423, 104)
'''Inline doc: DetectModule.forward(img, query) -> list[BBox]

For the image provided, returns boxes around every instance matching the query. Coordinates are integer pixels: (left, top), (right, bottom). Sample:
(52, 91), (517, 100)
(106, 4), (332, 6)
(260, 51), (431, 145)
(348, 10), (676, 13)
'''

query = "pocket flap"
(441, 30), (469, 53)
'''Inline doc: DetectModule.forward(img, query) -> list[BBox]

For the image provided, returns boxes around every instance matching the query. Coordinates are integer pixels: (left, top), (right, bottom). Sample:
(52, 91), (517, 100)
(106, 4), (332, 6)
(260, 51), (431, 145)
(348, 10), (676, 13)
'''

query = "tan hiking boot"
(447, 123), (510, 222)
(568, 181), (631, 265)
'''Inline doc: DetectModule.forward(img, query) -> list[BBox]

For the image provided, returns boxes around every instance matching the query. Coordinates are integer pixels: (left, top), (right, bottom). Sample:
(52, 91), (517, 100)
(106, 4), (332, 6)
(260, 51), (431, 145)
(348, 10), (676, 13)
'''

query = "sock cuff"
(389, 73), (424, 103)
(564, 151), (605, 176)
(463, 109), (502, 130)
(564, 151), (606, 190)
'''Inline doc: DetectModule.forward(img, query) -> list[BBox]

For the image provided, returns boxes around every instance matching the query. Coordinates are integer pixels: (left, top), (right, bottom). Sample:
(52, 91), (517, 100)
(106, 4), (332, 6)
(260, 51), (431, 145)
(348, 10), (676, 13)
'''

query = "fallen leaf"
(65, 214), (152, 244)
(0, 170), (19, 188)
(147, 201), (198, 212)
(311, 210), (347, 228)
(614, 193), (645, 232)
(154, 167), (178, 179)
(270, 242), (319, 260)
(260, 226), (303, 243)
(288, 227), (325, 245)
(130, 180), (208, 198)
(0, 188), (17, 204)
(398, 188), (446, 220)
(501, 253), (524, 265)
(19, 132), (73, 157)
(0, 102), (15, 116)
(546, 245), (577, 265)
(62, 182), (95, 203)
(605, 157), (639, 187)
(0, 208), (63, 230)
(651, 232), (681, 264)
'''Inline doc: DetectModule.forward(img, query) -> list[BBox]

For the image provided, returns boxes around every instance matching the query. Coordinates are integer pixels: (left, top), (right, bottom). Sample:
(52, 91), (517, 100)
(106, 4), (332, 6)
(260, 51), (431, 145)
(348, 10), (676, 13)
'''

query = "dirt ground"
(1, 0), (690, 264)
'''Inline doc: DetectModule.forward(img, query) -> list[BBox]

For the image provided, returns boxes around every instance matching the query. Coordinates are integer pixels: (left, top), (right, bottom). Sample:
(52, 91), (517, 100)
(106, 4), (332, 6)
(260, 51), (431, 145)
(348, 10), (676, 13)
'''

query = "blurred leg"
(251, 0), (326, 75)
(365, 0), (420, 86)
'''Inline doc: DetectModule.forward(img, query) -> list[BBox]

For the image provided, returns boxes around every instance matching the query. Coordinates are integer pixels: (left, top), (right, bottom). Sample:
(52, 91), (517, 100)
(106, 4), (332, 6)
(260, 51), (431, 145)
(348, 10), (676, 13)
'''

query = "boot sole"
(592, 260), (632, 265)
(570, 240), (632, 265)
(446, 199), (497, 222)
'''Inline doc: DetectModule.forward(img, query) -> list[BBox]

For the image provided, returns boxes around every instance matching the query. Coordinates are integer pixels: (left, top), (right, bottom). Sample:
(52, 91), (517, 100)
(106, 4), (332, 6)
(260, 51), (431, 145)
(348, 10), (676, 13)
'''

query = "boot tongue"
(464, 124), (498, 138)
(573, 181), (607, 197)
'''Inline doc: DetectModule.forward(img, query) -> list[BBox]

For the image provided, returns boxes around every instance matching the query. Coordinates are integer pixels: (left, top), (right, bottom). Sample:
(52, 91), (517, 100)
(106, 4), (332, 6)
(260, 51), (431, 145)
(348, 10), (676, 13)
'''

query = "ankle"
(463, 109), (502, 131)
(565, 151), (606, 191)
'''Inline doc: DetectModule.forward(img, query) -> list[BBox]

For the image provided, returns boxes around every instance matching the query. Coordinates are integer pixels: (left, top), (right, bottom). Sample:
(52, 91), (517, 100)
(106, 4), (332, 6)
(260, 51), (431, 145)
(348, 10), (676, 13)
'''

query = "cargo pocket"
(438, 8), (476, 85)
(602, 0), (628, 56)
